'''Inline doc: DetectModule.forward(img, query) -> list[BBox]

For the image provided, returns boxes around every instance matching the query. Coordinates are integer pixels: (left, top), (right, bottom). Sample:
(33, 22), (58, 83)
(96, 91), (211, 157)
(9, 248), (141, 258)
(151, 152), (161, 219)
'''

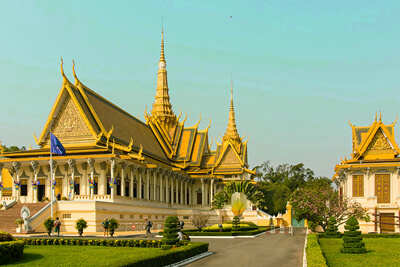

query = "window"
(120, 214), (124, 219)
(63, 214), (71, 219)
(352, 175), (364, 197)
(130, 215), (134, 219)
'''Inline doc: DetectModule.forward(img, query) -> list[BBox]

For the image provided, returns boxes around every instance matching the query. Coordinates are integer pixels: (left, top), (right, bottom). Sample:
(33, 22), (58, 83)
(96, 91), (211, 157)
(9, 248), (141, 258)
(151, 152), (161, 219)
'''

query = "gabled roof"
(35, 60), (168, 163)
(349, 115), (399, 160)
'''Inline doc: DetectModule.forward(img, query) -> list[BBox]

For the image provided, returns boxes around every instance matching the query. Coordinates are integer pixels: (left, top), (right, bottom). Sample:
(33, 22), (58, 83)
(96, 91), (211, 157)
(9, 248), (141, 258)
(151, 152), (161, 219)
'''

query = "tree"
(190, 210), (210, 231)
(340, 216), (366, 254)
(211, 180), (264, 209)
(162, 216), (179, 250)
(290, 183), (369, 231)
(259, 183), (291, 215)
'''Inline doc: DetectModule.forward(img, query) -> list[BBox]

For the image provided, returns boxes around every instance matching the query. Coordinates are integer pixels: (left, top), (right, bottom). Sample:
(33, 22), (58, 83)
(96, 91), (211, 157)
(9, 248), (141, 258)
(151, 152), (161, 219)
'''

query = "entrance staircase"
(0, 202), (47, 233)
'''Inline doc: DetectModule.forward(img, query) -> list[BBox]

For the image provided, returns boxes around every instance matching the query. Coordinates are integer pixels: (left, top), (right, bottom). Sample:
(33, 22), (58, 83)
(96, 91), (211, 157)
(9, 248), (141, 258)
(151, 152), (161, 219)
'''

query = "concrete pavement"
(186, 227), (307, 267)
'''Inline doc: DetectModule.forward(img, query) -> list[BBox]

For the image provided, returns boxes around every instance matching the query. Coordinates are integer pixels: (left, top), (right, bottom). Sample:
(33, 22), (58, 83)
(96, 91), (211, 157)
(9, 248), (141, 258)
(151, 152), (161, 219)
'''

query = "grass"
(5, 243), (207, 266)
(319, 238), (400, 267)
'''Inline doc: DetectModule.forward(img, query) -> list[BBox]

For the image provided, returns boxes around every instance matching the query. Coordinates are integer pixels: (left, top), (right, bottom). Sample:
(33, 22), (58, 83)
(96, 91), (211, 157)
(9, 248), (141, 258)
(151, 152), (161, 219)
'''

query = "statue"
(20, 206), (31, 231)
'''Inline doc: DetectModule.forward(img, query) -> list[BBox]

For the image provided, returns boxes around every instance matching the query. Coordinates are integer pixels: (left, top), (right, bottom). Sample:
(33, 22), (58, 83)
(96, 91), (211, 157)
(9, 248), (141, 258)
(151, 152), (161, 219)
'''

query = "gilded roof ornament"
(222, 80), (241, 143)
(379, 111), (382, 122)
(72, 59), (81, 86)
(60, 57), (67, 84)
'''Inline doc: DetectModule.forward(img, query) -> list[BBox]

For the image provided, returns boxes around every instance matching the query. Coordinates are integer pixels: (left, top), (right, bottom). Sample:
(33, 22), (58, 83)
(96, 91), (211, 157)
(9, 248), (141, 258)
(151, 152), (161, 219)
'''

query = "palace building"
(333, 113), (400, 233)
(0, 30), (256, 233)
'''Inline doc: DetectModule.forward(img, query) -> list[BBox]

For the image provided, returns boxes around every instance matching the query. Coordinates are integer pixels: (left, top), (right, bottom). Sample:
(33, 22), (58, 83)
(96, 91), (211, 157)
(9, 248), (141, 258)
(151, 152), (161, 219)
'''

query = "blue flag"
(50, 132), (66, 156)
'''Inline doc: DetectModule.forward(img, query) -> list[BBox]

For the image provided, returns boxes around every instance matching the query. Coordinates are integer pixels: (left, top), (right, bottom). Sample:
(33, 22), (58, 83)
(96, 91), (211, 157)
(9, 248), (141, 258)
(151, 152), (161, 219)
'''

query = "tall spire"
(150, 28), (177, 131)
(223, 80), (241, 142)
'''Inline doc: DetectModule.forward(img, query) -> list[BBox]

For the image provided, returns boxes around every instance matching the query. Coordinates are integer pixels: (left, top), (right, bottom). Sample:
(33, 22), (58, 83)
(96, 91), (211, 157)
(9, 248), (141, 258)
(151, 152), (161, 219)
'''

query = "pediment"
(362, 128), (396, 159)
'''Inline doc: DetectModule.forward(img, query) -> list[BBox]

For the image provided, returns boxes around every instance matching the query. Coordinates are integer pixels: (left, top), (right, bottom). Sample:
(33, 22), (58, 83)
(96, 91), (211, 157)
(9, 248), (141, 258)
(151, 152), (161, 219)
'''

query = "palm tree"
(212, 180), (264, 209)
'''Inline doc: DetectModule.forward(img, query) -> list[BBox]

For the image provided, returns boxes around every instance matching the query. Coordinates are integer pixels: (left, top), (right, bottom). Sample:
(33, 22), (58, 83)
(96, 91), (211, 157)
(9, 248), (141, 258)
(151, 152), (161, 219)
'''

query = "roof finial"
(159, 24), (166, 67)
(380, 111), (382, 122)
(223, 78), (240, 142)
(60, 57), (66, 82)
(72, 59), (80, 85)
(375, 111), (377, 122)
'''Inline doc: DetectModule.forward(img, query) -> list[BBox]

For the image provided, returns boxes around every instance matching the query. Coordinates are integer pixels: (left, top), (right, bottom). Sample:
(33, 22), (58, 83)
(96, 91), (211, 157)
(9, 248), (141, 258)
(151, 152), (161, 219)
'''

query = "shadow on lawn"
(10, 252), (44, 265)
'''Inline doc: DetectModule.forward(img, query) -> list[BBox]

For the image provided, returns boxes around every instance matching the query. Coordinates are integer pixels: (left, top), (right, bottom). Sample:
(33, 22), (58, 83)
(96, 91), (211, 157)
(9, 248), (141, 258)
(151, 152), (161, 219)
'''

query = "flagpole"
(50, 136), (53, 220)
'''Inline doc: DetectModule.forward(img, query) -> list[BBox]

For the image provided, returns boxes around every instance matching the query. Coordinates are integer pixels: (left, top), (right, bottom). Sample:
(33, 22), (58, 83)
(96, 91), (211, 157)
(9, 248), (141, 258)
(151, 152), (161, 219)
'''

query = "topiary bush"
(43, 218), (54, 236)
(340, 216), (366, 254)
(325, 217), (341, 238)
(75, 218), (88, 236)
(0, 240), (24, 265)
(232, 216), (240, 231)
(162, 216), (179, 249)
(108, 218), (119, 237)
(0, 231), (15, 242)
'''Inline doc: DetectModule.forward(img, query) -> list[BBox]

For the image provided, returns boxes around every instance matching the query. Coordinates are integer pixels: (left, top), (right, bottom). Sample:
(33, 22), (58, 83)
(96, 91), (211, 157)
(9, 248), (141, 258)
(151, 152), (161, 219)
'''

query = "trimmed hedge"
(116, 242), (209, 267)
(0, 240), (25, 265)
(183, 227), (267, 236)
(306, 234), (327, 267)
(340, 216), (366, 254)
(363, 233), (400, 238)
(0, 231), (15, 242)
(20, 238), (172, 248)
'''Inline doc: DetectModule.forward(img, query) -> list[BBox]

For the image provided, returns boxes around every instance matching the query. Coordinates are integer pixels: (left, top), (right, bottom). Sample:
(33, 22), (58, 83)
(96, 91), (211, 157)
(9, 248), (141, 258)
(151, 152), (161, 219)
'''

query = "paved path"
(186, 228), (307, 267)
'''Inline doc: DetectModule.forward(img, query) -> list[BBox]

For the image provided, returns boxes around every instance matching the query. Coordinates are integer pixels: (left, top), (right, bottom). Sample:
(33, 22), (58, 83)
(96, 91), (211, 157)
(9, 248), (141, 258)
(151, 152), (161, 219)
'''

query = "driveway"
(186, 228), (307, 267)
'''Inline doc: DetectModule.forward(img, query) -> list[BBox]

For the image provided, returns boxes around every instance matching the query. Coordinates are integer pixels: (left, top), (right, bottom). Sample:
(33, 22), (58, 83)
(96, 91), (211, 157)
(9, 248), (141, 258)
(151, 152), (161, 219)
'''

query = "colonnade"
(5, 157), (218, 206)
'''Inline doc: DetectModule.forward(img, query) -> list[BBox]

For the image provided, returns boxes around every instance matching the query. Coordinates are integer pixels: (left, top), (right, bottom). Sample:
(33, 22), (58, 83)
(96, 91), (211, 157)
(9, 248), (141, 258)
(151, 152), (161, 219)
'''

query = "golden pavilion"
(0, 30), (256, 232)
(333, 113), (400, 233)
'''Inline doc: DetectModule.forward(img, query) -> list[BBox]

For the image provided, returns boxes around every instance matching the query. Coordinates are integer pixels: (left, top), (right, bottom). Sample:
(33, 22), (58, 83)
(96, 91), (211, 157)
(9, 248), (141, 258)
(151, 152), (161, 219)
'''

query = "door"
(375, 174), (390, 203)
(38, 179), (45, 202)
(380, 213), (395, 232)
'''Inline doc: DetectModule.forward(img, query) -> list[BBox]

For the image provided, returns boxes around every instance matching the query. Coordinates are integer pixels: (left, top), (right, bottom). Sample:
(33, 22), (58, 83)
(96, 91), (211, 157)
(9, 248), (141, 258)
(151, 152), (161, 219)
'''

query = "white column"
(189, 180), (192, 205)
(165, 174), (169, 203)
(160, 171), (164, 202)
(210, 178), (214, 204)
(0, 163), (3, 200)
(171, 174), (175, 204)
(146, 169), (150, 200)
(110, 158), (117, 199)
(120, 162), (127, 197)
(68, 160), (76, 199)
(88, 158), (95, 199)
(180, 178), (184, 204)
(130, 166), (134, 198)
(176, 176), (179, 204)
(138, 168), (143, 199)
(31, 161), (39, 203)
(13, 162), (21, 201)
(201, 178), (205, 206)
(153, 170), (157, 201)
(184, 179), (188, 205)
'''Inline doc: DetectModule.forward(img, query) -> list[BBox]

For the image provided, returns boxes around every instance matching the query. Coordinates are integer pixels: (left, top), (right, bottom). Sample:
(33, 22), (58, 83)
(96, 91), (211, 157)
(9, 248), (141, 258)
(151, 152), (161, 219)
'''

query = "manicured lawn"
(6, 243), (208, 266)
(319, 238), (400, 267)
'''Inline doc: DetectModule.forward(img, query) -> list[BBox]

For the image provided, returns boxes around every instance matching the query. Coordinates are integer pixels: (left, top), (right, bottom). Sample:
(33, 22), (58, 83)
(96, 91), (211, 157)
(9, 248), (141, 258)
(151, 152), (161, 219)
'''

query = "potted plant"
(15, 218), (24, 233)
(44, 218), (55, 236)
(75, 218), (88, 236)
(108, 218), (119, 237)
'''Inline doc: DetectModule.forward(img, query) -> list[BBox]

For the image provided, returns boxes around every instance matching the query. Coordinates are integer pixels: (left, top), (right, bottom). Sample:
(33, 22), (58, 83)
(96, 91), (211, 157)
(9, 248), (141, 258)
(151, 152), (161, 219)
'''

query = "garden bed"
(309, 234), (400, 267)
(182, 227), (268, 236)
(6, 240), (209, 266)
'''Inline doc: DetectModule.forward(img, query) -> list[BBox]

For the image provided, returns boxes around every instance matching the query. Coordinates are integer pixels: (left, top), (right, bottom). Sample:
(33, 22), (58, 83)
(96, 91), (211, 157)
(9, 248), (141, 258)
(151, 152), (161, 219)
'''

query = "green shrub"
(363, 233), (400, 238)
(0, 231), (14, 242)
(15, 218), (24, 226)
(162, 216), (179, 245)
(117, 242), (209, 267)
(75, 218), (88, 236)
(0, 240), (25, 265)
(306, 234), (327, 267)
(325, 217), (341, 238)
(43, 218), (54, 235)
(340, 216), (366, 254)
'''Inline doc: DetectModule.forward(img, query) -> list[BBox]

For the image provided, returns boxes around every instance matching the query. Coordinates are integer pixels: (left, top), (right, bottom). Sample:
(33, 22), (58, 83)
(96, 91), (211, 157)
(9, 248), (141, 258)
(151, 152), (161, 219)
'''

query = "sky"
(1, 0), (400, 178)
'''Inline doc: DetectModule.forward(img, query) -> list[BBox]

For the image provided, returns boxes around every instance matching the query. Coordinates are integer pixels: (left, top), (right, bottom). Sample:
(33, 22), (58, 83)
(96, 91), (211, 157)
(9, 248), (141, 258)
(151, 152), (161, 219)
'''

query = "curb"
(165, 251), (214, 267)
(156, 233), (265, 239)
(303, 230), (308, 267)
